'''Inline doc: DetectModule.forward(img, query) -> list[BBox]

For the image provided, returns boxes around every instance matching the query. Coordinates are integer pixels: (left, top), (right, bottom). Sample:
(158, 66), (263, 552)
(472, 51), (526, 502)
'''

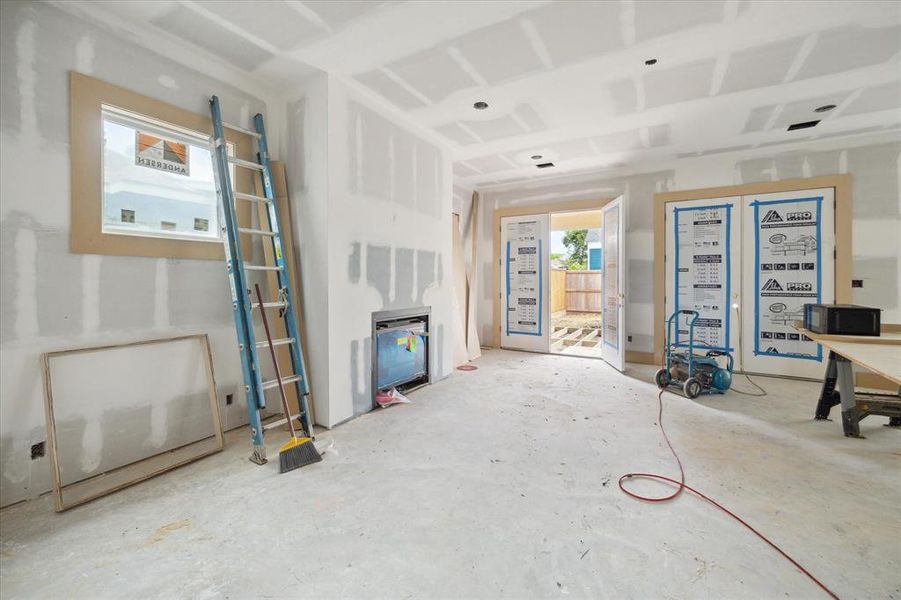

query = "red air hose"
(619, 389), (840, 600)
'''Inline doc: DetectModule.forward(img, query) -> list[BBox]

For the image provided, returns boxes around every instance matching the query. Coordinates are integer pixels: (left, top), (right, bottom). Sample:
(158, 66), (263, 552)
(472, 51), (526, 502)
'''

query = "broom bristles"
(279, 437), (322, 473)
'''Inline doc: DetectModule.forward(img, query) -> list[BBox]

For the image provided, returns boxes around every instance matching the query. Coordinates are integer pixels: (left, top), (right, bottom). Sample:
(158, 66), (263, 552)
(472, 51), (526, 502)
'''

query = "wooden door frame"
(492, 198), (614, 348)
(653, 174), (853, 366)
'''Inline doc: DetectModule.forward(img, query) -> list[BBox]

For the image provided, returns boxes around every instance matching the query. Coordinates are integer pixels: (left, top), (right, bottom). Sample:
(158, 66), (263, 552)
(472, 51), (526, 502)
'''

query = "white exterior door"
(741, 188), (835, 378)
(601, 196), (625, 371)
(500, 214), (550, 353)
(664, 197), (741, 357)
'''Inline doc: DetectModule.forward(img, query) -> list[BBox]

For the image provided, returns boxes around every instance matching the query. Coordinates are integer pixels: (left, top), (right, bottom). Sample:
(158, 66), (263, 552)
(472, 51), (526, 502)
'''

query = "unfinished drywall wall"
(475, 134), (901, 357)
(0, 1), (274, 507)
(283, 73), (332, 427)
(281, 74), (453, 426)
(332, 78), (452, 422)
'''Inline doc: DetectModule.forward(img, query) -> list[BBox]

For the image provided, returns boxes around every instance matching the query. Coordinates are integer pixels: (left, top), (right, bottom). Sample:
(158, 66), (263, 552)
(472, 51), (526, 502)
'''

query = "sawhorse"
(815, 351), (901, 438)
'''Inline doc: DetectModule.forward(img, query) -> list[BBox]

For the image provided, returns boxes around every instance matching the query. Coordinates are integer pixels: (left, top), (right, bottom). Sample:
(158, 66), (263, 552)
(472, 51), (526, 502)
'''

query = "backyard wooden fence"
(551, 269), (602, 313)
(551, 269), (566, 312)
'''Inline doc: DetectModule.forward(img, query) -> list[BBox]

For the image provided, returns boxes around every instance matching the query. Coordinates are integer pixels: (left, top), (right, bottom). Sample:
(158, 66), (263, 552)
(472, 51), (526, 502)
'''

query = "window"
(101, 105), (233, 242)
(70, 72), (253, 260)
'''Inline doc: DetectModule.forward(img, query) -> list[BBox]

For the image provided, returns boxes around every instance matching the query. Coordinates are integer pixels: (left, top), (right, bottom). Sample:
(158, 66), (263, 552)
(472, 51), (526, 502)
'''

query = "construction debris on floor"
(375, 387), (411, 407)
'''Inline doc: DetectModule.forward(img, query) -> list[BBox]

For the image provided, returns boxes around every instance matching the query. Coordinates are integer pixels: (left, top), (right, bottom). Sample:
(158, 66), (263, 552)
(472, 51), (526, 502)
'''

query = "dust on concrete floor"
(1, 350), (899, 599)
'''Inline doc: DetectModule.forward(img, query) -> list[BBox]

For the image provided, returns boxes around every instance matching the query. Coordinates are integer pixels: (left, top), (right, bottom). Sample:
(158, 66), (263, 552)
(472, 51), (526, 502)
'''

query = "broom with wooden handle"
(254, 283), (321, 473)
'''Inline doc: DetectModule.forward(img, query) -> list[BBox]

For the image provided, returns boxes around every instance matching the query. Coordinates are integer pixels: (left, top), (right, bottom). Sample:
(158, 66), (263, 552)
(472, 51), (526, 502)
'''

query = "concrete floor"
(2, 349), (899, 599)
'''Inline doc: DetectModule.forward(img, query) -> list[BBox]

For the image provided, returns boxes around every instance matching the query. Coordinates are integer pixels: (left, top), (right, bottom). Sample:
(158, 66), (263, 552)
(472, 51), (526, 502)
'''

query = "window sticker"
(135, 131), (190, 176)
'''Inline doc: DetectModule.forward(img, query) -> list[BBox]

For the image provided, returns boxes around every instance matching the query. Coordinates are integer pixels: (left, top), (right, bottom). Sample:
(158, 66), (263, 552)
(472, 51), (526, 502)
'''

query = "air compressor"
(656, 310), (733, 399)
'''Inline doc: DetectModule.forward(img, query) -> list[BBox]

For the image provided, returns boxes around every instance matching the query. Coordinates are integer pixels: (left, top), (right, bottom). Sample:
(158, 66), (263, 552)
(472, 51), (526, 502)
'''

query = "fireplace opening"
(371, 307), (431, 409)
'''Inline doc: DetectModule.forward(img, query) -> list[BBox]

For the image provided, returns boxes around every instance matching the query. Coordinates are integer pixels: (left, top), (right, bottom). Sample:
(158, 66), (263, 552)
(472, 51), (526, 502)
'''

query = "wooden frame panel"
(492, 198), (613, 348)
(70, 71), (253, 259)
(653, 175), (852, 365)
(41, 334), (224, 511)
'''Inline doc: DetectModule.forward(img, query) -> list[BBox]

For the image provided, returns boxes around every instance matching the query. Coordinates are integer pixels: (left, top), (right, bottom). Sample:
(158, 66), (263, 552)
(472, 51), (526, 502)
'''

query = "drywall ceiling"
(62, 1), (901, 188)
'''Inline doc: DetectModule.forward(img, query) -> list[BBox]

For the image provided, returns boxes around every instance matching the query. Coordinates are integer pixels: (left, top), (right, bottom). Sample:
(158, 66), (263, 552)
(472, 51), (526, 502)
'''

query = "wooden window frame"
(69, 71), (253, 259)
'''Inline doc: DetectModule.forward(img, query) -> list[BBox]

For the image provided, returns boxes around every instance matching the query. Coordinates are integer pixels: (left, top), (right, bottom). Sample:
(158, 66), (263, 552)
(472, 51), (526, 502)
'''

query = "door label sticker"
(673, 203), (733, 352)
(752, 196), (823, 361)
(603, 205), (620, 348)
(506, 220), (542, 336)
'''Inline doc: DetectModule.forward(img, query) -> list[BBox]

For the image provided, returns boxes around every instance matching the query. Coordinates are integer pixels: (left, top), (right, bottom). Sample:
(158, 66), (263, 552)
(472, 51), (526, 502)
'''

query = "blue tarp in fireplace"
(376, 322), (427, 390)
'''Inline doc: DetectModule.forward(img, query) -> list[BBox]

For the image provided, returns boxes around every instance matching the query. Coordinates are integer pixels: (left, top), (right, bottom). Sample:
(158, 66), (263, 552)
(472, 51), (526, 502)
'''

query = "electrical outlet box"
(31, 441), (45, 459)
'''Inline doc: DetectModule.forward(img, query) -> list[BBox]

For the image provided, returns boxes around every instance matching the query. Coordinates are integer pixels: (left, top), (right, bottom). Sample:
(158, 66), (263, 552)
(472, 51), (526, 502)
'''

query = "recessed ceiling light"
(531, 154), (543, 160)
(814, 104), (836, 113)
(644, 58), (658, 66)
(473, 101), (489, 110)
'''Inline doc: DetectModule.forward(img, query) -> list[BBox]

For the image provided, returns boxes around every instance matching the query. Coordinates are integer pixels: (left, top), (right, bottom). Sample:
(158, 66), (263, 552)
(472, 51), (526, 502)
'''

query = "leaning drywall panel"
(451, 213), (471, 365)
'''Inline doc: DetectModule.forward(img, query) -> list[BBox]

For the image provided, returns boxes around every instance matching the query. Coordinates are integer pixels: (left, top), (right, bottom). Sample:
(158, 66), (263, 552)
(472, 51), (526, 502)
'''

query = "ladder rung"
(239, 227), (276, 237)
(243, 263), (282, 271)
(228, 157), (263, 171)
(262, 374), (300, 390)
(222, 122), (261, 139)
(234, 192), (271, 204)
(252, 301), (287, 310)
(256, 337), (294, 348)
(262, 413), (302, 431)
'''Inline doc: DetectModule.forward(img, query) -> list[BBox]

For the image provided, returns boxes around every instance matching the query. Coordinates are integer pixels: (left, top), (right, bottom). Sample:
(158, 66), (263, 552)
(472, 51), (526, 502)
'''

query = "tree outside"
(562, 229), (588, 270)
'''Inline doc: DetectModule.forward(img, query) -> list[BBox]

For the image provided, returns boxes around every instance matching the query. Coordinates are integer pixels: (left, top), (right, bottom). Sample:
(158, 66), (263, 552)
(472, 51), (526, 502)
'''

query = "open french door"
(601, 196), (626, 371)
(500, 214), (550, 353)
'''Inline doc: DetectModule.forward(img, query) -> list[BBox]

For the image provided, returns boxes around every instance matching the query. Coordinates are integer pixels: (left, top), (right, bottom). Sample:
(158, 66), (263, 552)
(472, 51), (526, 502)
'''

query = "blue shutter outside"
(589, 247), (602, 270)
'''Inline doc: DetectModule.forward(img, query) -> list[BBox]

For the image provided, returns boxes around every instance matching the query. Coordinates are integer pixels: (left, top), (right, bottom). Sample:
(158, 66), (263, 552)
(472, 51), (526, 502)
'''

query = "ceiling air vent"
(787, 120), (820, 131)
(536, 162), (555, 169)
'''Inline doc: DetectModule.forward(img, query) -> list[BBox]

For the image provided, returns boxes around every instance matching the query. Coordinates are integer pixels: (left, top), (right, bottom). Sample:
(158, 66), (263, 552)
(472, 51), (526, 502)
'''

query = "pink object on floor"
(375, 388), (411, 407)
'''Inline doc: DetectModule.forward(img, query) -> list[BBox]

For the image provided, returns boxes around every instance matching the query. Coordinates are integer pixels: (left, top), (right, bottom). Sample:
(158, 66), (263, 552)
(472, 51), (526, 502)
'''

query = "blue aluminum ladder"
(209, 95), (312, 465)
